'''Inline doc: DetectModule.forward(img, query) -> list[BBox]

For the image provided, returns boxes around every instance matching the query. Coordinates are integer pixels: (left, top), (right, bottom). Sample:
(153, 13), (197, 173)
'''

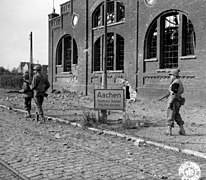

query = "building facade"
(48, 0), (206, 102)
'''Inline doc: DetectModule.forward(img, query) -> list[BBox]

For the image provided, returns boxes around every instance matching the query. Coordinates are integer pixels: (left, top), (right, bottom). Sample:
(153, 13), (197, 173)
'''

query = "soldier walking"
(19, 71), (33, 118)
(166, 69), (186, 136)
(31, 65), (50, 123)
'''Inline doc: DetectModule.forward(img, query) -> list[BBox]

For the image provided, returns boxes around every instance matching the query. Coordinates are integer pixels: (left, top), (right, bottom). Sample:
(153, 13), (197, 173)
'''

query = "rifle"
(7, 90), (22, 94)
(7, 90), (30, 96)
(7, 90), (48, 97)
(158, 93), (170, 101)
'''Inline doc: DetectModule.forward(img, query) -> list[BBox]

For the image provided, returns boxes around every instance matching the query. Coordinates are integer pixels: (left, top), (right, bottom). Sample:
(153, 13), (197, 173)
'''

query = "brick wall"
(48, 0), (206, 103)
(137, 0), (206, 103)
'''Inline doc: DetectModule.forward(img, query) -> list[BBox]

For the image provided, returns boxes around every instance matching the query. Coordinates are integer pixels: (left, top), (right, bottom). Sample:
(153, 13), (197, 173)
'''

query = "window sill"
(109, 70), (124, 73)
(180, 55), (196, 60)
(55, 72), (72, 78)
(156, 69), (171, 73)
(92, 21), (125, 30)
(56, 65), (63, 67)
(58, 72), (72, 75)
(144, 58), (158, 62)
(93, 70), (124, 74)
(93, 71), (103, 74)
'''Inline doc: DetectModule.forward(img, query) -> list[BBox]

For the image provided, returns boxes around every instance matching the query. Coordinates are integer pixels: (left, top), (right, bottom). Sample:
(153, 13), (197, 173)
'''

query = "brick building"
(48, 0), (206, 102)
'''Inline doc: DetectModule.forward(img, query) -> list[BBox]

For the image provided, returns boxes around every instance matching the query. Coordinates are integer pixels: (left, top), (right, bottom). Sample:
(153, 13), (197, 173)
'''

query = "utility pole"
(101, 0), (108, 122)
(53, 0), (55, 13)
(85, 0), (89, 96)
(102, 0), (107, 90)
(29, 32), (33, 82)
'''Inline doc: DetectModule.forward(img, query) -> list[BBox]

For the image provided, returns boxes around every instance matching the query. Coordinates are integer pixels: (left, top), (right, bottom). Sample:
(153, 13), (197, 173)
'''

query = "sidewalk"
(0, 88), (206, 159)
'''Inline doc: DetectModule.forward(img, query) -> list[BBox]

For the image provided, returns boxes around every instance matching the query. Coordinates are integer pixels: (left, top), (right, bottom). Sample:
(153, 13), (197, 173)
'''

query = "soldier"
(166, 69), (186, 136)
(31, 65), (50, 123)
(19, 71), (33, 118)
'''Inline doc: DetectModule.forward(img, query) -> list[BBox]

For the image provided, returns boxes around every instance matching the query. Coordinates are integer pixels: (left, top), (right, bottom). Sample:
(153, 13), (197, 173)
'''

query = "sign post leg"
(123, 88), (127, 124)
(95, 110), (100, 123)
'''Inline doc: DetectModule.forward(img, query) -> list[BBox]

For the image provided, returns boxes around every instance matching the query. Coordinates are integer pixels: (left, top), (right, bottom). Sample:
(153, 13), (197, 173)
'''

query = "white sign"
(94, 89), (125, 110)
(179, 161), (201, 180)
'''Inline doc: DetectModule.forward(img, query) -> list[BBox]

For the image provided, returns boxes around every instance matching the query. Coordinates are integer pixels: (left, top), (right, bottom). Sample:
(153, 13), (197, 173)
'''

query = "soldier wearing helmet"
(19, 71), (33, 118)
(166, 69), (186, 135)
(169, 69), (180, 77)
(31, 65), (50, 123)
(33, 65), (42, 71)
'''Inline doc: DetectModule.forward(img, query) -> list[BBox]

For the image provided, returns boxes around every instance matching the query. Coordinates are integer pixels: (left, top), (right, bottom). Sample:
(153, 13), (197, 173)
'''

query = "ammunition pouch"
(179, 97), (186, 105)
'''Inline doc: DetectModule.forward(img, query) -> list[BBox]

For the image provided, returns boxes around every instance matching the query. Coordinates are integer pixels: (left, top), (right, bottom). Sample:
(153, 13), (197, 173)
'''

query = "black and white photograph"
(0, 0), (206, 179)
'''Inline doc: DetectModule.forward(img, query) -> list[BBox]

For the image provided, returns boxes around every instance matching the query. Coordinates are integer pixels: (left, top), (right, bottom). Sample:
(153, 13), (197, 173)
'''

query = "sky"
(0, 0), (66, 70)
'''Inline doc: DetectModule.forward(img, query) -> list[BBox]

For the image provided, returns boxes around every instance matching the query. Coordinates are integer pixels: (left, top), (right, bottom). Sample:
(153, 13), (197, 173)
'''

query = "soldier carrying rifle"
(19, 71), (33, 118)
(159, 69), (186, 136)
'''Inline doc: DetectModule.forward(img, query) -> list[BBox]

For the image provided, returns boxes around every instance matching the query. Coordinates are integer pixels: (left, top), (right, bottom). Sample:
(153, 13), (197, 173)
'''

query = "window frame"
(93, 33), (124, 72)
(56, 41), (63, 66)
(92, 1), (125, 73)
(56, 35), (78, 73)
(144, 10), (196, 70)
(92, 1), (125, 29)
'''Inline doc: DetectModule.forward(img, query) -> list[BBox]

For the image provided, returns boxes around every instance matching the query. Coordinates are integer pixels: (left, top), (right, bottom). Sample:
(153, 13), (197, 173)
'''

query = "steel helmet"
(23, 71), (29, 79)
(33, 65), (42, 71)
(169, 69), (180, 77)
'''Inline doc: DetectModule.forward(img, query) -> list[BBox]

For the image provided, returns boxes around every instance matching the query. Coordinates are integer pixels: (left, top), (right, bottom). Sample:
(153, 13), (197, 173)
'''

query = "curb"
(46, 117), (206, 160)
(1, 104), (206, 160)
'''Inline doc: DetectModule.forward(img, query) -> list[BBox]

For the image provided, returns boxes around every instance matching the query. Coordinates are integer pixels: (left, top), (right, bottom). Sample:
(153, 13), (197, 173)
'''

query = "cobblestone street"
(1, 0), (206, 179)
(0, 107), (206, 180)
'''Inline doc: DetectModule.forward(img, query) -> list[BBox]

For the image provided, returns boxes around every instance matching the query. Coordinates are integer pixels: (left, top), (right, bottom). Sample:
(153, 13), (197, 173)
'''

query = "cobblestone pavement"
(0, 108), (206, 180)
(1, 89), (206, 155)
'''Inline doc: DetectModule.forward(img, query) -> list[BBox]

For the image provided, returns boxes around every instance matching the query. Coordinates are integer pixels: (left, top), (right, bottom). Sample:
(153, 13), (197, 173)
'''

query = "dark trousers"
(167, 99), (184, 127)
(33, 95), (44, 116)
(24, 97), (32, 112)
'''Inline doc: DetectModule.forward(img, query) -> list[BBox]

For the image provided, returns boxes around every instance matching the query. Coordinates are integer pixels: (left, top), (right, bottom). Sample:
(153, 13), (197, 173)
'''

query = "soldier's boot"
(35, 112), (39, 122)
(25, 111), (31, 118)
(179, 125), (186, 135)
(165, 126), (172, 136)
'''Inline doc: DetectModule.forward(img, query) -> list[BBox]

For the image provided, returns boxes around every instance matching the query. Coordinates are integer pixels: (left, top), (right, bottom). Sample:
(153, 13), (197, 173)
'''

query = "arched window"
(56, 41), (63, 65)
(145, 10), (196, 69)
(64, 36), (72, 72)
(92, 1), (125, 28)
(182, 16), (196, 56)
(92, 1), (125, 72)
(146, 21), (157, 59)
(73, 39), (78, 64)
(56, 35), (78, 72)
(116, 34), (124, 70)
(94, 37), (101, 71)
(93, 33), (124, 72)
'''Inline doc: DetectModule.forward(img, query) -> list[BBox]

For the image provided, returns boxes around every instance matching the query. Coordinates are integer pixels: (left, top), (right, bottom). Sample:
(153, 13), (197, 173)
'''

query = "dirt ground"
(0, 88), (206, 154)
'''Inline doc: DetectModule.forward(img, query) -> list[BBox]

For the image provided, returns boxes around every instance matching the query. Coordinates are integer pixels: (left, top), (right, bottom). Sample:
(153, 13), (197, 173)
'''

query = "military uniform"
(167, 78), (184, 127)
(19, 71), (33, 117)
(31, 65), (50, 123)
(166, 69), (186, 135)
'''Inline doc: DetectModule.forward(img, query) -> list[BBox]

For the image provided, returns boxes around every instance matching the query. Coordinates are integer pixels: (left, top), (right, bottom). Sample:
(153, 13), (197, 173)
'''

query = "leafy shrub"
(81, 111), (98, 128)
(0, 74), (23, 89)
